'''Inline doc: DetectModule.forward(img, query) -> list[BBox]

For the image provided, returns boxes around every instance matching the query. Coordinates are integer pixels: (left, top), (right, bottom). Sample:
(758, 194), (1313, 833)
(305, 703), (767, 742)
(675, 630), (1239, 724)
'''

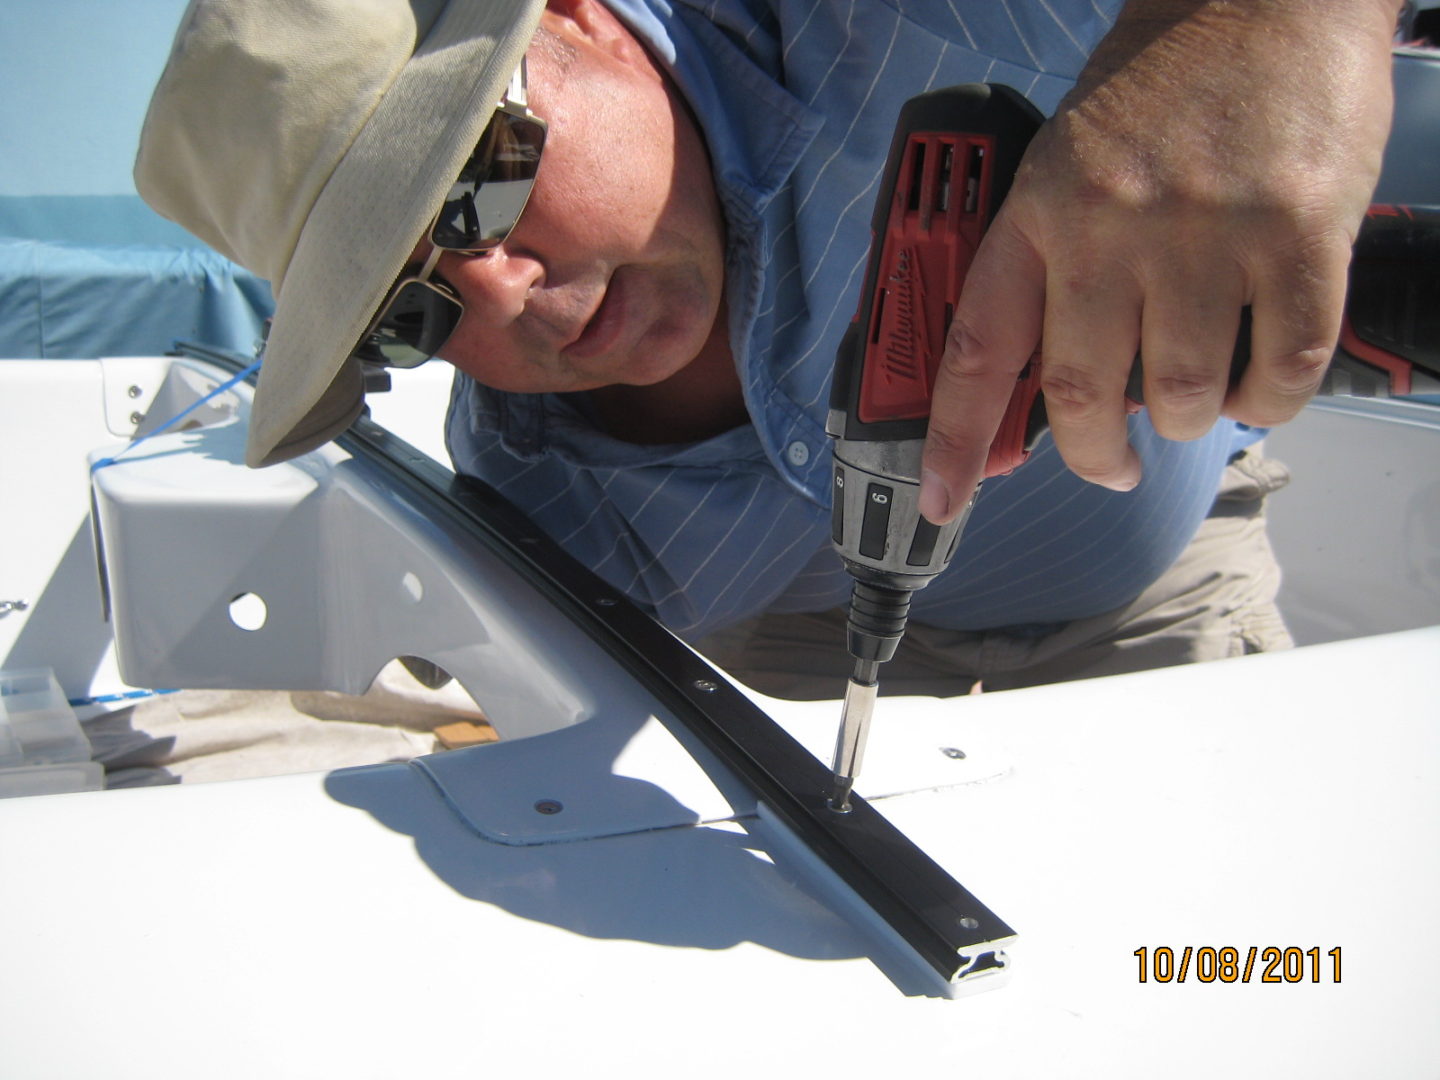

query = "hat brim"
(246, 0), (546, 467)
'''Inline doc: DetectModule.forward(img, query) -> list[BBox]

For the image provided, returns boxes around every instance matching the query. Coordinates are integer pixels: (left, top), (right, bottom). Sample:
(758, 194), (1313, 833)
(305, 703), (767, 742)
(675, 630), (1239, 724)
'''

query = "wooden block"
(433, 720), (500, 749)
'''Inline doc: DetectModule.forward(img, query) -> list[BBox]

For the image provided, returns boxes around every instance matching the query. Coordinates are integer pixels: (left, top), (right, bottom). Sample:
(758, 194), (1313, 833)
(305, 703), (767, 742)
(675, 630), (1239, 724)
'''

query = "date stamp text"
(1134, 946), (1342, 984)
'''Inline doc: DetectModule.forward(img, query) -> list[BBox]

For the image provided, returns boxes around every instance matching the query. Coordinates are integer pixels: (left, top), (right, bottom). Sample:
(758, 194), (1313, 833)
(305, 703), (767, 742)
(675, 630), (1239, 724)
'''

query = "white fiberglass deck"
(0, 626), (1436, 1077)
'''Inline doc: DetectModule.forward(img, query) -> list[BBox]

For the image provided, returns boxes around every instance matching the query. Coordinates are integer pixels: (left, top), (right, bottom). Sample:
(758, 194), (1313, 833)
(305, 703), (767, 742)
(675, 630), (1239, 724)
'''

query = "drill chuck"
(827, 432), (975, 578)
(845, 580), (914, 663)
(827, 429), (977, 664)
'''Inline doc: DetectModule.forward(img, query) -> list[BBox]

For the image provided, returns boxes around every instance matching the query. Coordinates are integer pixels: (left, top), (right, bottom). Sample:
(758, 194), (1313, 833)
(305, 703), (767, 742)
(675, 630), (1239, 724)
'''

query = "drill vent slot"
(937, 143), (954, 213)
(906, 142), (926, 212)
(963, 144), (986, 216)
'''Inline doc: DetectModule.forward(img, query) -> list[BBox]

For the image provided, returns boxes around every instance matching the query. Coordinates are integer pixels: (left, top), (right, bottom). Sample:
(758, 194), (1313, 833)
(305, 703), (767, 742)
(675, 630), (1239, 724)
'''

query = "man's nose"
(444, 246), (544, 325)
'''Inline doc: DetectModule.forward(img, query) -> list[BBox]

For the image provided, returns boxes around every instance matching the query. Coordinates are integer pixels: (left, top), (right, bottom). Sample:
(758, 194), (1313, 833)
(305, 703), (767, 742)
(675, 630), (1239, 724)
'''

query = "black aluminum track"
(177, 342), (1015, 986)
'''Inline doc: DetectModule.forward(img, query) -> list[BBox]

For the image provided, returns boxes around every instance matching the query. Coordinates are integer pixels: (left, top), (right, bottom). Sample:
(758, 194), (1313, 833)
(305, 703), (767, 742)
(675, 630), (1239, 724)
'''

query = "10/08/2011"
(1134, 946), (1342, 984)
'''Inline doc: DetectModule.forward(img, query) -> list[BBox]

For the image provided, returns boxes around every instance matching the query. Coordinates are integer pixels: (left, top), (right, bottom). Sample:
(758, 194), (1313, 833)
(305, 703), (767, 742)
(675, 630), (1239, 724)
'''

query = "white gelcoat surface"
(1, 627), (1435, 1078)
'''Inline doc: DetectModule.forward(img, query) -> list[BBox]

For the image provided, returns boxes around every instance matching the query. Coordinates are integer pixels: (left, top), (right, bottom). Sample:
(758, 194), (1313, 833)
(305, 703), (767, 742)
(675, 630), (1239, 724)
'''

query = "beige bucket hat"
(135, 0), (546, 466)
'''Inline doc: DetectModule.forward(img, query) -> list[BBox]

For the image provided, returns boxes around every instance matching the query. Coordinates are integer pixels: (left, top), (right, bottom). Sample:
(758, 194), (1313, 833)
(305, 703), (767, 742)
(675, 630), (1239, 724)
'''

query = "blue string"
(90, 357), (263, 472)
(69, 688), (181, 708)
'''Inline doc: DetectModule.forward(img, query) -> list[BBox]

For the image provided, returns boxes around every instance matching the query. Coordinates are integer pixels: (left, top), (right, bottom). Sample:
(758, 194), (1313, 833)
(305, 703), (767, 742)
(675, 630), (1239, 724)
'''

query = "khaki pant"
(696, 449), (1295, 699)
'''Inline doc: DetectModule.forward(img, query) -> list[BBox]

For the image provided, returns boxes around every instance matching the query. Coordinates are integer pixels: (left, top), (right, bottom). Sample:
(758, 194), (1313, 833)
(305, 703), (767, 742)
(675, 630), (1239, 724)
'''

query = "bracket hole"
(228, 592), (268, 632)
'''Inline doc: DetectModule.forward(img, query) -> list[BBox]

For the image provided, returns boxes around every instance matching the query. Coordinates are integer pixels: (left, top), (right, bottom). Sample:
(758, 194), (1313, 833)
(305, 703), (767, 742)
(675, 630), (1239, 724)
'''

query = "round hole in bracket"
(228, 592), (268, 632)
(401, 571), (424, 603)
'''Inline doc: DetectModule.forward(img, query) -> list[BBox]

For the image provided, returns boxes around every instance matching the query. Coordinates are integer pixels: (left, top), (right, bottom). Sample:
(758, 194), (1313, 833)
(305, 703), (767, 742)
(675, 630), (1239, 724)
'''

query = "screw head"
(940, 747), (967, 760)
(127, 385), (143, 399)
(533, 799), (564, 815)
(693, 679), (718, 693)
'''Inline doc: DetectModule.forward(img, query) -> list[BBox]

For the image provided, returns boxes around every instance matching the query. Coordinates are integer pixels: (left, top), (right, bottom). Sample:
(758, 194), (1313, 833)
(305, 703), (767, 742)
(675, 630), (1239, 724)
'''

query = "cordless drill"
(824, 83), (1440, 812)
(824, 84), (1044, 811)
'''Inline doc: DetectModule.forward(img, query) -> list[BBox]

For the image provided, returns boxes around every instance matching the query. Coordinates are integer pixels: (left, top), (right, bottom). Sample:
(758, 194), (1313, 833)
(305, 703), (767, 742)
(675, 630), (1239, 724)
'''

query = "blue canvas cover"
(0, 1), (273, 360)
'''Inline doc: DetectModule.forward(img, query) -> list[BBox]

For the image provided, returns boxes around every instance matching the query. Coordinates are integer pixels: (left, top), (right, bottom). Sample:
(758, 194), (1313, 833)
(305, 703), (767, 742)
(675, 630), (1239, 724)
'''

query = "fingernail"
(1106, 451), (1142, 492)
(919, 468), (953, 523)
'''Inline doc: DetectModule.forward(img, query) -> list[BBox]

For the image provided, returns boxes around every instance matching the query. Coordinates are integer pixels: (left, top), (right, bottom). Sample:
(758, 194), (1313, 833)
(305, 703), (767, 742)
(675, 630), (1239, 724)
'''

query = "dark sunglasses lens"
(368, 280), (462, 368)
(432, 113), (546, 250)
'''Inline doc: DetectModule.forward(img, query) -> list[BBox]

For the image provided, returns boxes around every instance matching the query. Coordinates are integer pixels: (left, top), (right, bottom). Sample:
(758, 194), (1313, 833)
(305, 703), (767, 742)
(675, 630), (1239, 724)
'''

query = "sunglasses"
(355, 59), (547, 369)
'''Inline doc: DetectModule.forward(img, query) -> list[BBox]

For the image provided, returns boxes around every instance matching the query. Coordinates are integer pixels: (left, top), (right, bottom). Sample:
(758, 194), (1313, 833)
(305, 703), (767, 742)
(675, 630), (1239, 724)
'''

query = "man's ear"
(541, 0), (642, 63)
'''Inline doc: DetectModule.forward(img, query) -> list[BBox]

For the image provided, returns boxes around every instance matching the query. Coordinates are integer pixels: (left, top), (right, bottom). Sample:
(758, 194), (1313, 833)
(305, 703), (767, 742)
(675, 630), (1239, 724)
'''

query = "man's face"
(428, 0), (727, 394)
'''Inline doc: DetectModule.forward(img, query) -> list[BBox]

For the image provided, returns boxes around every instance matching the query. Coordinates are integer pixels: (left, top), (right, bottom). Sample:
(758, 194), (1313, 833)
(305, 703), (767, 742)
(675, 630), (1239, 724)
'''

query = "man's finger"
(1227, 236), (1351, 426)
(919, 216), (1046, 524)
(1138, 260), (1246, 442)
(1038, 263), (1143, 491)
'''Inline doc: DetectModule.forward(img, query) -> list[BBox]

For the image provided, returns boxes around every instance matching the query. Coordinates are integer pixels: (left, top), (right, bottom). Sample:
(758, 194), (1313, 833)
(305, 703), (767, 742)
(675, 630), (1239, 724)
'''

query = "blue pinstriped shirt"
(446, 0), (1260, 641)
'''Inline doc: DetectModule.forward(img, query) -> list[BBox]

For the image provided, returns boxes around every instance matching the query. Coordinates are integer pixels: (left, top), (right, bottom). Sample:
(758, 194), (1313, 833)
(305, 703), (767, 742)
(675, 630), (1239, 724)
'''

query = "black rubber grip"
(846, 581), (913, 663)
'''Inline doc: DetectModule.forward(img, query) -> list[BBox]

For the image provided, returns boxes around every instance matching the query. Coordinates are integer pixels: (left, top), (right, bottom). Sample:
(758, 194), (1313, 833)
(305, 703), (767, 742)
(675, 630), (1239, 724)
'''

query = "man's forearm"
(1082, 0), (1403, 100)
(1109, 0), (1405, 34)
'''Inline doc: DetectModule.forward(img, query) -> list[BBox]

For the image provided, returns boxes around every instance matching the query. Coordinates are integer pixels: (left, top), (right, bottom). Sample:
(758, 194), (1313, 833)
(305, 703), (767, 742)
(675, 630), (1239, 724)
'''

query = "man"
(136, 0), (1400, 694)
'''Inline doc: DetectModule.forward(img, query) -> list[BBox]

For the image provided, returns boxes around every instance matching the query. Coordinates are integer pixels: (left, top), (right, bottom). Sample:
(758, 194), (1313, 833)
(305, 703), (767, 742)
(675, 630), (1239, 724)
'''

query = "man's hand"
(918, 0), (1401, 523)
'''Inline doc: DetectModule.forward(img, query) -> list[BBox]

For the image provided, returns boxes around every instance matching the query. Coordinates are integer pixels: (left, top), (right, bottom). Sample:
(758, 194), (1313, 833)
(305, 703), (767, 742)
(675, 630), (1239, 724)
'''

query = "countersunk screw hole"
(534, 800), (564, 815)
(941, 747), (967, 760)
(958, 916), (980, 930)
(595, 597), (617, 608)
(693, 679), (718, 693)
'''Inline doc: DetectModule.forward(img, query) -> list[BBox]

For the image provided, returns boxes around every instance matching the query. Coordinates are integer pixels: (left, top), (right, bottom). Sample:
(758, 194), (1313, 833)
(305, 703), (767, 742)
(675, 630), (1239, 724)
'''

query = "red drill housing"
(832, 84), (1047, 479)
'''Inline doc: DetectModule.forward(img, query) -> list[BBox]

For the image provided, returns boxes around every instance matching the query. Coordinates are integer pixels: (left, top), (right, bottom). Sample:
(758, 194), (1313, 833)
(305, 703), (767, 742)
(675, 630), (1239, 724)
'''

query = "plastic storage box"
(0, 668), (103, 797)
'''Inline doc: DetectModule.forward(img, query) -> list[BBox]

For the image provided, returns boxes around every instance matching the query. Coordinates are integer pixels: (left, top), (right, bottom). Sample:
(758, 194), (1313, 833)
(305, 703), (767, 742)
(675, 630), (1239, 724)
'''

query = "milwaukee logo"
(858, 241), (936, 422)
(880, 246), (930, 389)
